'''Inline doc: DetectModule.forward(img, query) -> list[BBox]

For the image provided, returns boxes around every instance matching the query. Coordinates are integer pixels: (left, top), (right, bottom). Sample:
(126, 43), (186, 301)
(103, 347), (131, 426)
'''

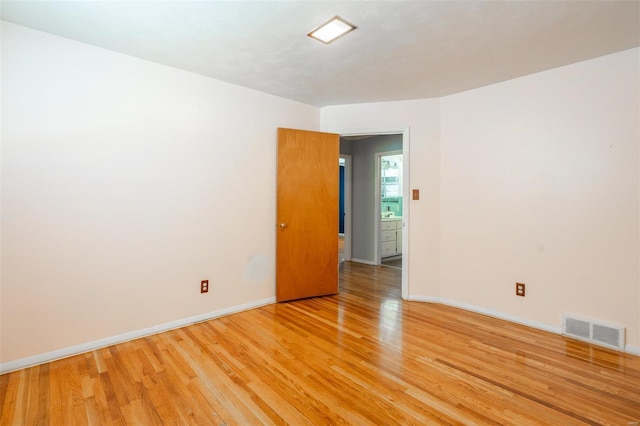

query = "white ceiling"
(2, 1), (639, 107)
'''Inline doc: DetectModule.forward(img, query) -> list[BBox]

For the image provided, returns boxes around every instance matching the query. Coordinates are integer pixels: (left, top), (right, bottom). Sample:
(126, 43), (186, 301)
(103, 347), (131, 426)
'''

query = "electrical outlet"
(201, 280), (209, 294)
(516, 282), (525, 297)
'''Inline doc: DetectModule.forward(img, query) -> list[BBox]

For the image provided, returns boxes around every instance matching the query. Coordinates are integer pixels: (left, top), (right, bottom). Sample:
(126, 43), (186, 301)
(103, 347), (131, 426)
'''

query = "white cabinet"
(380, 219), (402, 258)
(381, 230), (396, 242)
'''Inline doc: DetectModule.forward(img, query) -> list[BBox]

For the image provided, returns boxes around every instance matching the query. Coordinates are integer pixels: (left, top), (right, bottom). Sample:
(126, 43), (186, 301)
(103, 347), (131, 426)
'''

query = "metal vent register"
(562, 314), (625, 350)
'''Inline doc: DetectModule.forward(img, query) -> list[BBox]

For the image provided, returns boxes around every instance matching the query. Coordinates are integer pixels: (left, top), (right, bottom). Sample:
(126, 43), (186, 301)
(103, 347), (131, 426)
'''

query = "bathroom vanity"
(380, 218), (402, 258)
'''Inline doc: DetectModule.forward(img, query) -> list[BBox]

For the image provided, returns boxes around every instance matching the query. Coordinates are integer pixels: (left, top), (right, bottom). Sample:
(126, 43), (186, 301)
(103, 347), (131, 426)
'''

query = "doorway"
(378, 151), (403, 269)
(338, 128), (409, 300)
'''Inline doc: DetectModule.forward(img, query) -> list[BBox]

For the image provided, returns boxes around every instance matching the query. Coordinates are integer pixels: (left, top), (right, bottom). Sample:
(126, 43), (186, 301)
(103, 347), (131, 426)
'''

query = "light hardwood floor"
(1, 262), (639, 425)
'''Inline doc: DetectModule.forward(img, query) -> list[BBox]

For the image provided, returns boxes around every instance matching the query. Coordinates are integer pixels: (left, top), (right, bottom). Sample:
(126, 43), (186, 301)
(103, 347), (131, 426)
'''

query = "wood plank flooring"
(381, 256), (402, 269)
(2, 261), (639, 425)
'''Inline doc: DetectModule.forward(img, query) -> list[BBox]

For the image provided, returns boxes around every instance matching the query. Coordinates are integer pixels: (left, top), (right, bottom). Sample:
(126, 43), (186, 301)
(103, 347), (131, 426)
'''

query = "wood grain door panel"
(276, 128), (339, 302)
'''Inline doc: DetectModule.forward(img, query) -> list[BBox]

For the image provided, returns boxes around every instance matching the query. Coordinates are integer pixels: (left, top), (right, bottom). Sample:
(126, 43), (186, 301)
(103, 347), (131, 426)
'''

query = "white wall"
(323, 48), (640, 349)
(322, 99), (442, 298)
(1, 22), (319, 364)
(440, 48), (639, 348)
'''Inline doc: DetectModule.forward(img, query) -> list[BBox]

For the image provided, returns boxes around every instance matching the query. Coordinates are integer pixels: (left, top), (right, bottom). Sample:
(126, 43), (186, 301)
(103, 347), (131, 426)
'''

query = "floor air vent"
(562, 314), (625, 350)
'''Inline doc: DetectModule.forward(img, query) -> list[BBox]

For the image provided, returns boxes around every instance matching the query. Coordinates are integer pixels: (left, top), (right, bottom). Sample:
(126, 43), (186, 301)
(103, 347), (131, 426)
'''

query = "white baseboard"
(407, 296), (640, 356)
(350, 258), (377, 266)
(408, 295), (562, 334)
(0, 297), (276, 374)
(4, 294), (638, 374)
(625, 344), (640, 356)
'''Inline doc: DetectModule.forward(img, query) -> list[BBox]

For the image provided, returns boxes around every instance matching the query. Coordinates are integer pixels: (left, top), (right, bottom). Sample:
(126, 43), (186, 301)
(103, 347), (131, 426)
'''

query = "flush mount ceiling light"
(307, 16), (357, 44)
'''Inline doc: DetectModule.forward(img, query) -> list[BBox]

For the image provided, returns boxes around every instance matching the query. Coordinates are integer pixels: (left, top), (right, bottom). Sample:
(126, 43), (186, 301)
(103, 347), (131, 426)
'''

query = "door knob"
(279, 222), (287, 228)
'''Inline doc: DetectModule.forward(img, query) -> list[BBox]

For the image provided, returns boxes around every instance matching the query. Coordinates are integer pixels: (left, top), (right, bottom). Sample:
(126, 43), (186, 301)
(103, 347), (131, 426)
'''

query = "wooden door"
(276, 128), (339, 302)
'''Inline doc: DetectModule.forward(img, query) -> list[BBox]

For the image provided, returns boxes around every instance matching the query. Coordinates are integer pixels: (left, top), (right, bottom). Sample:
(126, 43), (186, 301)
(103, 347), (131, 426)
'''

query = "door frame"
(336, 126), (410, 300)
(376, 149), (403, 264)
(339, 154), (352, 261)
